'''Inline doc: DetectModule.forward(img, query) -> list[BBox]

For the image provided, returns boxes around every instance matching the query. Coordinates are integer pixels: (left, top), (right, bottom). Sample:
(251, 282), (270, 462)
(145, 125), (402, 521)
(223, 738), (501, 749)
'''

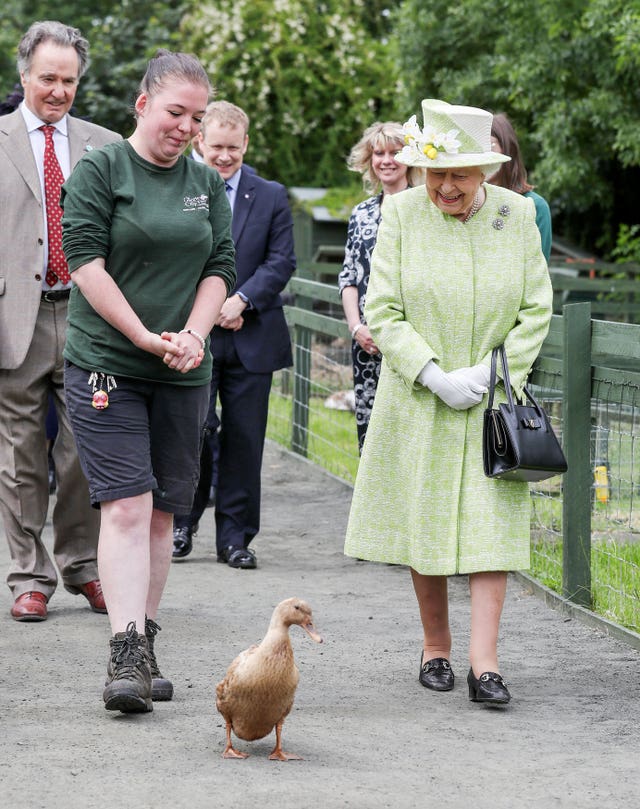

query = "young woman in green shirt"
(62, 50), (236, 714)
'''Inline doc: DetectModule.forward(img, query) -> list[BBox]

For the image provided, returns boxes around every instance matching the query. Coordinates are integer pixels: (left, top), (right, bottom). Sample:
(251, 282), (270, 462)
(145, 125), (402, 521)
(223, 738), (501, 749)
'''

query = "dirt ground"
(1, 441), (639, 809)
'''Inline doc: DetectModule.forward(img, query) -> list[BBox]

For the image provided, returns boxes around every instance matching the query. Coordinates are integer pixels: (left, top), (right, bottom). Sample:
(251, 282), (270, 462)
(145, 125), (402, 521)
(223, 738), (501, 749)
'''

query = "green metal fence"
(267, 283), (640, 638)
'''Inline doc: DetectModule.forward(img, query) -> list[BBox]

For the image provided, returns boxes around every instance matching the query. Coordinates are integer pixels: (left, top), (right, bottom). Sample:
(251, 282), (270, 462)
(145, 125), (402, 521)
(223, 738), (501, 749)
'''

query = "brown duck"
(216, 598), (323, 760)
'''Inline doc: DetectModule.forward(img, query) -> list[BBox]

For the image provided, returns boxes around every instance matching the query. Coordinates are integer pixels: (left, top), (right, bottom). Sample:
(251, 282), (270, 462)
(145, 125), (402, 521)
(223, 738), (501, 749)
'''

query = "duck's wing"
(215, 644), (259, 705)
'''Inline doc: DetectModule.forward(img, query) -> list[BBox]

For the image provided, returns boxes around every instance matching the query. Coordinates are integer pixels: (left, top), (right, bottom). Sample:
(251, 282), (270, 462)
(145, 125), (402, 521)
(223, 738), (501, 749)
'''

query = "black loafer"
(172, 526), (193, 560)
(217, 546), (257, 569)
(419, 655), (454, 691)
(467, 668), (511, 704)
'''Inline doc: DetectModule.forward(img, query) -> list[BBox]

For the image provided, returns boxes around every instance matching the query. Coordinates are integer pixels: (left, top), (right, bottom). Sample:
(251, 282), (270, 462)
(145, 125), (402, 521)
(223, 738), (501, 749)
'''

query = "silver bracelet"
(178, 328), (206, 349)
(351, 323), (363, 339)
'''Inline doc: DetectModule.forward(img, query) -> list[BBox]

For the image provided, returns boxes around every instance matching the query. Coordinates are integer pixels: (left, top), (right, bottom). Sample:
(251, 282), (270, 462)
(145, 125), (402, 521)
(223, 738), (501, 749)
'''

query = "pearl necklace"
(462, 191), (482, 224)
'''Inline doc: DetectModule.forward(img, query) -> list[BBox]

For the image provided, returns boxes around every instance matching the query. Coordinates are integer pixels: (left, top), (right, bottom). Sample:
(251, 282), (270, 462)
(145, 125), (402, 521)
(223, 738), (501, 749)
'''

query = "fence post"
(292, 324), (311, 457)
(562, 302), (592, 607)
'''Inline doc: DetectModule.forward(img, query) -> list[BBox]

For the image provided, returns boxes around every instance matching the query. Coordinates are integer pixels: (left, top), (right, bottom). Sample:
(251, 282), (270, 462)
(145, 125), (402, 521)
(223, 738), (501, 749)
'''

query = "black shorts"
(64, 362), (209, 512)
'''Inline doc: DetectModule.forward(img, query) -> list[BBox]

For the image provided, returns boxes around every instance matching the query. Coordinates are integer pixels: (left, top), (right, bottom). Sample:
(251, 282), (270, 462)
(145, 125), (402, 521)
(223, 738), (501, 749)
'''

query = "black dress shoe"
(172, 526), (193, 560)
(217, 545), (257, 569)
(419, 655), (454, 691)
(467, 668), (511, 704)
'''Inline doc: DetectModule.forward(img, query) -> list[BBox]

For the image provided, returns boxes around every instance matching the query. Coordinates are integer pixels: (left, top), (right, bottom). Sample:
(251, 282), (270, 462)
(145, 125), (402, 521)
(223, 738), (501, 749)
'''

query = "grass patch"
(530, 537), (640, 632)
(267, 390), (359, 483)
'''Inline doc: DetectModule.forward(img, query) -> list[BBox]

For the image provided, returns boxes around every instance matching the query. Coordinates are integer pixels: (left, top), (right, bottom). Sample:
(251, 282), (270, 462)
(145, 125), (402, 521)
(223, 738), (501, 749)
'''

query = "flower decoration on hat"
(394, 99), (513, 170)
(400, 115), (461, 163)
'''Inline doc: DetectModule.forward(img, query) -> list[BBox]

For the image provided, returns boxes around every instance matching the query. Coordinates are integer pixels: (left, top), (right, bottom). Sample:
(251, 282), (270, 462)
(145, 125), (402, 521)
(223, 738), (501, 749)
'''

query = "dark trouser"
(175, 332), (272, 555)
(174, 394), (219, 531)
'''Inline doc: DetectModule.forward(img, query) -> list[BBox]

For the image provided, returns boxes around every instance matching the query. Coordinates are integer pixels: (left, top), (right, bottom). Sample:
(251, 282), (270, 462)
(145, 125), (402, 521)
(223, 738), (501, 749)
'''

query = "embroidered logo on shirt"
(183, 194), (209, 212)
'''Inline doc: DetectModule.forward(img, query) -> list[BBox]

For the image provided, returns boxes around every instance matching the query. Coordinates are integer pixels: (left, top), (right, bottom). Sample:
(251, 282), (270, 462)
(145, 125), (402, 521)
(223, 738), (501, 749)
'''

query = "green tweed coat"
(344, 184), (553, 575)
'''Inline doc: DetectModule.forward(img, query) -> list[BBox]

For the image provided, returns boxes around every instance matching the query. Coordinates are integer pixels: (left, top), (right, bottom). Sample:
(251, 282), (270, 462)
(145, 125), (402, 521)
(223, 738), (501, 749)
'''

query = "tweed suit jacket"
(0, 109), (120, 369)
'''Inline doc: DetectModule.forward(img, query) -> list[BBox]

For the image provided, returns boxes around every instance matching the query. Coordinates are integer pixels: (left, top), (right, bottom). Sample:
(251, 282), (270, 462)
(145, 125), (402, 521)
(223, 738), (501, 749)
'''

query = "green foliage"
(76, 0), (187, 136)
(291, 183), (367, 222)
(392, 0), (640, 257)
(0, 1), (186, 136)
(3, 0), (640, 259)
(0, 0), (113, 102)
(181, 0), (399, 188)
(612, 225), (640, 264)
(0, 1), (26, 93)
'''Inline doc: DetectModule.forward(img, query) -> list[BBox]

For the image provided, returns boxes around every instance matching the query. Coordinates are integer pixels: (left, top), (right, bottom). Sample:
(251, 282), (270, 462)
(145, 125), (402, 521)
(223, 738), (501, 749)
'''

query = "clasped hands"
(418, 360), (491, 410)
(150, 330), (204, 374)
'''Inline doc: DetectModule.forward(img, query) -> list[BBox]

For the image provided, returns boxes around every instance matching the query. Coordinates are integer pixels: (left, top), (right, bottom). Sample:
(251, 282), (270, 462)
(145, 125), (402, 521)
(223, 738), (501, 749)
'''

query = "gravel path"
(1, 441), (638, 808)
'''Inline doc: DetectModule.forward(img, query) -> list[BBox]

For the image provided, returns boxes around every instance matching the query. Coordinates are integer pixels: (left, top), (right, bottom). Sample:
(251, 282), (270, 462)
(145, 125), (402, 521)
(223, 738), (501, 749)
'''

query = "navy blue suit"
(176, 167), (295, 554)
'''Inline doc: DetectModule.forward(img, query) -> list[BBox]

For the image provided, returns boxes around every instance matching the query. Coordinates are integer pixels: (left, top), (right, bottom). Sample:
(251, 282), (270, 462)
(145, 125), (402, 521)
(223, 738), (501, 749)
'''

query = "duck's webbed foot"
(222, 722), (249, 759)
(268, 721), (303, 761)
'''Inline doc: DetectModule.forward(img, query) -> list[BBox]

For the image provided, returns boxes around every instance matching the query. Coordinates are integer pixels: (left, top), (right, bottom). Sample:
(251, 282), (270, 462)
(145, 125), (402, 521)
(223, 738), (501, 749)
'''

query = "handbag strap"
(489, 344), (543, 416)
(498, 345), (516, 411)
(488, 345), (515, 411)
(488, 348), (498, 409)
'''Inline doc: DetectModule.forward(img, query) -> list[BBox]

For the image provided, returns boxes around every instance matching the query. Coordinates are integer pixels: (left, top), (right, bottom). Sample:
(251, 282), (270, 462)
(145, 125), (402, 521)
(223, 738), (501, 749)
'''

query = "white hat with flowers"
(396, 99), (512, 170)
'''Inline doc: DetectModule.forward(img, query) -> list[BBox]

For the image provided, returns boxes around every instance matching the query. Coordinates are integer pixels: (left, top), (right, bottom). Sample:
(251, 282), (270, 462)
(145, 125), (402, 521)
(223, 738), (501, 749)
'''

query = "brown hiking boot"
(103, 621), (152, 713)
(145, 616), (174, 701)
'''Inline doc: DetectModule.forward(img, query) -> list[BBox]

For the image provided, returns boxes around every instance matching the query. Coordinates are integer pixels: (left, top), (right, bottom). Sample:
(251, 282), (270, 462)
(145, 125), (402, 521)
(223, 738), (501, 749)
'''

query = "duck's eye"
(294, 604), (300, 610)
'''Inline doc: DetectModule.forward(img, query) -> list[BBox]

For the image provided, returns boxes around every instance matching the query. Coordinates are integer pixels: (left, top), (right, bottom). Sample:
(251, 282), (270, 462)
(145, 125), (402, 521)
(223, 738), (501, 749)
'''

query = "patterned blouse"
(338, 193), (383, 316)
(338, 194), (383, 452)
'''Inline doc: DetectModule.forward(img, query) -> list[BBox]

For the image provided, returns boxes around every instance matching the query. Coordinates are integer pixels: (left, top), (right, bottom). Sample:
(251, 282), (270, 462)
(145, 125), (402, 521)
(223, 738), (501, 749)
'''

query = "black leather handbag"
(482, 346), (568, 482)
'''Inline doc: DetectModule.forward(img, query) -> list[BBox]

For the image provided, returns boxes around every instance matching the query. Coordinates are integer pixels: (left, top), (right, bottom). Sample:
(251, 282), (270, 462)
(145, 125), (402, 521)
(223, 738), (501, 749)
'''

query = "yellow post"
(593, 465), (609, 503)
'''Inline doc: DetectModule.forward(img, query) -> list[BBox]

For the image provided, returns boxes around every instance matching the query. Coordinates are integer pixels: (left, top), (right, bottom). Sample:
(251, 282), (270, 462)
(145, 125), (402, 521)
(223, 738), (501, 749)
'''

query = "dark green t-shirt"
(61, 141), (236, 385)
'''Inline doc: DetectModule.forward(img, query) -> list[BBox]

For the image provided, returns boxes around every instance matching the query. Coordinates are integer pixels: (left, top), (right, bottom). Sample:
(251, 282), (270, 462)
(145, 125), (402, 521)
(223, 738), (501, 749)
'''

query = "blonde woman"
(339, 122), (424, 452)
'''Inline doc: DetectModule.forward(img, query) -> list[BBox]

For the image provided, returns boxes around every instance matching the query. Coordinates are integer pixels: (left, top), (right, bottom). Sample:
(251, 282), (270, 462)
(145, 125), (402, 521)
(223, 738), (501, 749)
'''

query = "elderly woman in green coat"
(344, 99), (553, 705)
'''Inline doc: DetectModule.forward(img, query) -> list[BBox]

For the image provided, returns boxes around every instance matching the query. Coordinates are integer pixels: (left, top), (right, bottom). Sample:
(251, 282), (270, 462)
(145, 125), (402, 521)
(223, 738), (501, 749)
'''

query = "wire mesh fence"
(529, 370), (640, 631)
(587, 380), (640, 631)
(267, 333), (640, 634)
(267, 337), (360, 483)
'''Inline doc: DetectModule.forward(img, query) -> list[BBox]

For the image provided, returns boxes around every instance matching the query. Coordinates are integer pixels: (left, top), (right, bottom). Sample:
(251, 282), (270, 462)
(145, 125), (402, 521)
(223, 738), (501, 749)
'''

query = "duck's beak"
(302, 621), (323, 644)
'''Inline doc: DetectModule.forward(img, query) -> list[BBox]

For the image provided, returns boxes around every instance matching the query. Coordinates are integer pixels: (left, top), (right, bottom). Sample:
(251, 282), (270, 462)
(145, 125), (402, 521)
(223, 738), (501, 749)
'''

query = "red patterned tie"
(40, 124), (70, 286)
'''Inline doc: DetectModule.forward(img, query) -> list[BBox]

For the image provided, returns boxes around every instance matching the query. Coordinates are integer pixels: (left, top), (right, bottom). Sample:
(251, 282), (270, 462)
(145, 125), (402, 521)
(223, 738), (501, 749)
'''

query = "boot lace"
(144, 616), (163, 679)
(110, 621), (148, 680)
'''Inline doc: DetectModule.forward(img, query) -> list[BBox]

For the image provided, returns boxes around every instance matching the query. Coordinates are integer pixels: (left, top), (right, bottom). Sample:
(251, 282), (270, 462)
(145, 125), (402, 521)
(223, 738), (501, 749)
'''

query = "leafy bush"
(391, 0), (640, 257)
(181, 0), (399, 188)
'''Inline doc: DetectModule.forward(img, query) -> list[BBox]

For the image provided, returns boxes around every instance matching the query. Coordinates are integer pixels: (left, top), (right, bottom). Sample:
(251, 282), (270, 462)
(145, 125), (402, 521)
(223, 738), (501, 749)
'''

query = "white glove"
(447, 364), (491, 392)
(418, 359), (447, 390)
(418, 361), (488, 411)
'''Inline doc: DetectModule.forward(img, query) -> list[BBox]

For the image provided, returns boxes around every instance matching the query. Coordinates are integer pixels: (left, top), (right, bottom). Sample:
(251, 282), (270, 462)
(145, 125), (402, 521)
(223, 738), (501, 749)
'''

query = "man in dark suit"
(0, 21), (120, 620)
(172, 101), (296, 568)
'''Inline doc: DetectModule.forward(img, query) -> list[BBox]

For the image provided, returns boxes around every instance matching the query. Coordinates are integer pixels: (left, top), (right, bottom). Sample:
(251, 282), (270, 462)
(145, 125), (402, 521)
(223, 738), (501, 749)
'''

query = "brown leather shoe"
(11, 591), (48, 621)
(78, 580), (107, 613)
